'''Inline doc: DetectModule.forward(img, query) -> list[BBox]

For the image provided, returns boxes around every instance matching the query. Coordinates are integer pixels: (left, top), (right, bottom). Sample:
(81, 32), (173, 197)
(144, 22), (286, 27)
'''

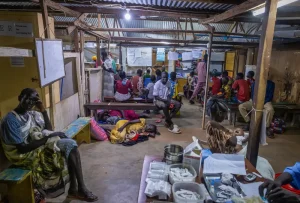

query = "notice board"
(35, 39), (65, 87)
(127, 47), (152, 66)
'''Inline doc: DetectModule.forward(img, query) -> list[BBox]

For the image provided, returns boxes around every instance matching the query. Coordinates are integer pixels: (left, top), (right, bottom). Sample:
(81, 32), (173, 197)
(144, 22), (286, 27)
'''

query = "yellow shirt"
(110, 118), (146, 144)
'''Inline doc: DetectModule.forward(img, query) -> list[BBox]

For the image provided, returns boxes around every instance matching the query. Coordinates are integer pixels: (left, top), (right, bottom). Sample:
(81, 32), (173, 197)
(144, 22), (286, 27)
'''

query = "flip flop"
(67, 192), (98, 202)
(155, 119), (162, 123)
(168, 125), (181, 134)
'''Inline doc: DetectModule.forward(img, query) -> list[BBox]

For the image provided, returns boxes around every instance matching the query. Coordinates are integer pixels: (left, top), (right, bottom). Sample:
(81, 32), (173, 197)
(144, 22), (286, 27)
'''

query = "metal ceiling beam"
(82, 27), (261, 38)
(111, 36), (259, 46)
(200, 0), (266, 23)
(120, 42), (237, 49)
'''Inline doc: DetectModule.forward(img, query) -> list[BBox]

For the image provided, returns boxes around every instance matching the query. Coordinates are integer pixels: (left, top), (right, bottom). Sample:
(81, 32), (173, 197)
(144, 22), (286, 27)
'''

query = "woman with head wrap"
(0, 88), (98, 202)
(205, 121), (275, 180)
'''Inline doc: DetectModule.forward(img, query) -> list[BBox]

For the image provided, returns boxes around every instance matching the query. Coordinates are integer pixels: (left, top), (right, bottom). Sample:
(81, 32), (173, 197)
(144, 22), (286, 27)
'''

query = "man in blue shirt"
(259, 162), (300, 202)
(251, 80), (275, 138)
(239, 79), (275, 138)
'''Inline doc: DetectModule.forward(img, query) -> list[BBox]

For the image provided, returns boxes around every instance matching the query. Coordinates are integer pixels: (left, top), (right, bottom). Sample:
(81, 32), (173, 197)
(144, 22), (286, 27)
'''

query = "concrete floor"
(49, 100), (300, 203)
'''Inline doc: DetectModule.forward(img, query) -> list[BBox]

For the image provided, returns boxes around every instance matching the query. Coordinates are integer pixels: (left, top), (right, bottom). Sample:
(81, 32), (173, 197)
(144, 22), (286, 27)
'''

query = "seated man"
(153, 72), (181, 134)
(0, 88), (97, 201)
(259, 162), (300, 203)
(232, 73), (251, 130)
(239, 79), (275, 136)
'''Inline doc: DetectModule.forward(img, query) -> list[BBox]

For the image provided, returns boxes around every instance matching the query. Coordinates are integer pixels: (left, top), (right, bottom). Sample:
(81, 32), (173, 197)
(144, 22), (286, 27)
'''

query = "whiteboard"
(127, 47), (152, 66)
(35, 39), (65, 87)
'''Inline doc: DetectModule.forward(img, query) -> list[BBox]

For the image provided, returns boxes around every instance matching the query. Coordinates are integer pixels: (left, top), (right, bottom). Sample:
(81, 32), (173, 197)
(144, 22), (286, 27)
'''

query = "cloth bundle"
(175, 189), (201, 200)
(270, 118), (286, 134)
(170, 167), (194, 182)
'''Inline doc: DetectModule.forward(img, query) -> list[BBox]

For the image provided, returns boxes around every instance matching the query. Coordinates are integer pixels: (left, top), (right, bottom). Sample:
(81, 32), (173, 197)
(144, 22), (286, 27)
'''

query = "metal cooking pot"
(164, 144), (183, 165)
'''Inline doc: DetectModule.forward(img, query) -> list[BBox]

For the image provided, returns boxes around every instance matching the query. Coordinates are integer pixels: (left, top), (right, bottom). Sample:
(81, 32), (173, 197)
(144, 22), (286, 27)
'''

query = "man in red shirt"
(211, 73), (221, 95)
(232, 73), (251, 130)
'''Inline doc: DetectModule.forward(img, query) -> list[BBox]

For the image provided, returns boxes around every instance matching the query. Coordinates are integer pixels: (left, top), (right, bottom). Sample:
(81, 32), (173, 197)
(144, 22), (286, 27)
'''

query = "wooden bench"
(63, 117), (91, 144)
(84, 102), (157, 118)
(104, 96), (153, 103)
(0, 168), (34, 203)
(0, 117), (91, 202)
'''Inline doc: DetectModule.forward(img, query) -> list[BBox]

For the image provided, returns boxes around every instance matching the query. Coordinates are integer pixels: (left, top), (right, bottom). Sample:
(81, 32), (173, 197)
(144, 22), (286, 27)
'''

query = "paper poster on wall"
(156, 48), (165, 62)
(182, 52), (193, 61)
(127, 47), (152, 66)
(0, 21), (33, 38)
(192, 50), (202, 59)
(35, 39), (65, 87)
(168, 51), (178, 60)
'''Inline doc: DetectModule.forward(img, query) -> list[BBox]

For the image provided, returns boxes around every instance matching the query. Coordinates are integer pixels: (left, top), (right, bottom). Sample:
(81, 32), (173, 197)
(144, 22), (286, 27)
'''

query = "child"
(144, 75), (156, 100)
(185, 71), (195, 99)
(115, 71), (132, 101)
(131, 69), (143, 96)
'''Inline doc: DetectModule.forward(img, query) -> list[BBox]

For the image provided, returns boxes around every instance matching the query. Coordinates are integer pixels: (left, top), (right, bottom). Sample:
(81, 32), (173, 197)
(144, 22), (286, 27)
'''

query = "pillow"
(90, 118), (108, 141)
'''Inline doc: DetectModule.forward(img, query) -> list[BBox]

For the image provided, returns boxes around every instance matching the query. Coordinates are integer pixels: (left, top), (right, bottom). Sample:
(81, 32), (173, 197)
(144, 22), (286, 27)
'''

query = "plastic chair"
(275, 173), (300, 195)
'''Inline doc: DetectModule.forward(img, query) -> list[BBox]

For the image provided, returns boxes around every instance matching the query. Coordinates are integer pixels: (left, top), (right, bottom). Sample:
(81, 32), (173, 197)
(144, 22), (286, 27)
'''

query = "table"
(138, 155), (264, 203)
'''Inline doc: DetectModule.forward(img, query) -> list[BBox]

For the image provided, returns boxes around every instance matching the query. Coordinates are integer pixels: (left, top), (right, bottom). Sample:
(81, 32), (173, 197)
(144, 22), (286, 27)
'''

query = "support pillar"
(246, 0), (278, 166)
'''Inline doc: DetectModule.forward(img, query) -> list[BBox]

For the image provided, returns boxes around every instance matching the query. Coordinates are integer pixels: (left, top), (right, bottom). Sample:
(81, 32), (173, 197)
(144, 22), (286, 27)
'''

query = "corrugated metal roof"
(0, 1), (233, 12)
(87, 0), (234, 11)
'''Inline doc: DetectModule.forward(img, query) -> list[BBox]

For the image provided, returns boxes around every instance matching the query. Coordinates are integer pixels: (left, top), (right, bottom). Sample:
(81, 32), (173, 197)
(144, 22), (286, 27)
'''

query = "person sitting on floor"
(232, 73), (251, 129)
(240, 78), (275, 136)
(115, 71), (132, 102)
(153, 72), (181, 134)
(259, 162), (300, 203)
(131, 69), (143, 96)
(0, 88), (98, 202)
(205, 121), (275, 180)
(109, 118), (160, 145)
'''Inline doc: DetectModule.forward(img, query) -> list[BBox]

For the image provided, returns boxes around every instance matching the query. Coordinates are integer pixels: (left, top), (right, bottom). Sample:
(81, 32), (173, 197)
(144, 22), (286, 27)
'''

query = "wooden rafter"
(200, 0), (266, 24)
(104, 14), (111, 37)
(32, 0), (109, 40)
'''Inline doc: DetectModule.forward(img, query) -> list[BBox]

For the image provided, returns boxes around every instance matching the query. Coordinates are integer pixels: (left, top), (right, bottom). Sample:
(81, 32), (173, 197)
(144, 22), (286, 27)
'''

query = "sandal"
(67, 191), (98, 202)
(168, 125), (181, 134)
(155, 119), (162, 123)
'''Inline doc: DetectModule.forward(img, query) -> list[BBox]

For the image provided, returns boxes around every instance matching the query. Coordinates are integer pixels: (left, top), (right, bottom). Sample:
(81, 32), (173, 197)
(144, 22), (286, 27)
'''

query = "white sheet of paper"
(239, 182), (264, 198)
(203, 154), (246, 175)
(182, 52), (193, 61)
(192, 49), (201, 59)
(135, 49), (141, 57)
(168, 51), (178, 60)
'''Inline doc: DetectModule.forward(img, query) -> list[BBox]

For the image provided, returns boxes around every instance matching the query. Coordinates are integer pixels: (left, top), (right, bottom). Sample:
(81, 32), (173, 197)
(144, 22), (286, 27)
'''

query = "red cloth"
(211, 77), (221, 95)
(232, 79), (250, 102)
(123, 110), (140, 120)
(116, 80), (132, 94)
(109, 110), (140, 120)
(109, 110), (122, 117)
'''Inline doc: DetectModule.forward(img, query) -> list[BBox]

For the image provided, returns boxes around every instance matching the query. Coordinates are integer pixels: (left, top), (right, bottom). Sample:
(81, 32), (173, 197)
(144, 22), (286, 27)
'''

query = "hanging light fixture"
(125, 9), (131, 20)
(252, 0), (298, 16)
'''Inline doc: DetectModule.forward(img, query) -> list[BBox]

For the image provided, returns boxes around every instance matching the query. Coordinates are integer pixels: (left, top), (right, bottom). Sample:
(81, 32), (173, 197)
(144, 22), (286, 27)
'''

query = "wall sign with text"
(0, 21), (33, 38)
